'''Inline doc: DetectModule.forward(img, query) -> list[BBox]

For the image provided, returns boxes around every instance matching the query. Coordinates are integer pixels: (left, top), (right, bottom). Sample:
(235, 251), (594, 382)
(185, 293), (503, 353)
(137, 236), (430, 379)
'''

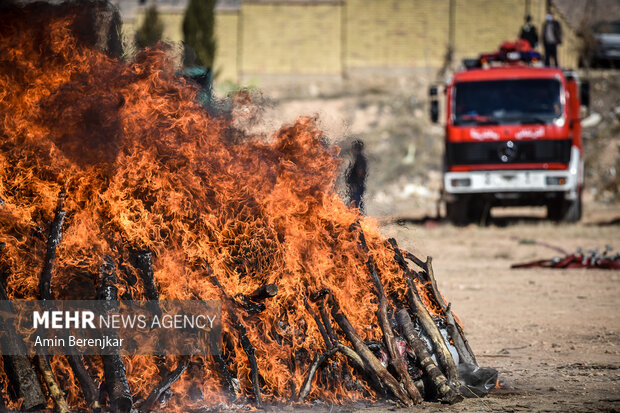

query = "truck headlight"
(451, 178), (471, 187)
(545, 176), (566, 185)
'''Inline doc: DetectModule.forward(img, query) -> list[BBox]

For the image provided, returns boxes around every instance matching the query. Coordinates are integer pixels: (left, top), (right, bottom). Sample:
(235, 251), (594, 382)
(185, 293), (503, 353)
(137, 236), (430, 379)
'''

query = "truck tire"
(546, 199), (563, 222)
(562, 193), (582, 223)
(446, 197), (468, 226)
(547, 194), (582, 223)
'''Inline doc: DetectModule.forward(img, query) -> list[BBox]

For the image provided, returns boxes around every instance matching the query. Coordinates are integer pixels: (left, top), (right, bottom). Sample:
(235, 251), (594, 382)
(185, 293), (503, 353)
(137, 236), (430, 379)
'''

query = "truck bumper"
(444, 146), (582, 200)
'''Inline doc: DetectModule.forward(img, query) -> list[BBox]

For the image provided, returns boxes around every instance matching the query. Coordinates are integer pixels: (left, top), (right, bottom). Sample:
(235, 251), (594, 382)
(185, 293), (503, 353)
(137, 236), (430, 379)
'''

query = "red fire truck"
(430, 41), (590, 225)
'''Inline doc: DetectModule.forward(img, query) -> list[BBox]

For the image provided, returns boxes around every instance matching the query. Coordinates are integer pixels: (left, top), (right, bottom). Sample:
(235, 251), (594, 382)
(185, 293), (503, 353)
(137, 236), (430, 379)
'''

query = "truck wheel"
(562, 194), (582, 223)
(547, 199), (563, 222)
(547, 195), (582, 223)
(446, 197), (468, 226)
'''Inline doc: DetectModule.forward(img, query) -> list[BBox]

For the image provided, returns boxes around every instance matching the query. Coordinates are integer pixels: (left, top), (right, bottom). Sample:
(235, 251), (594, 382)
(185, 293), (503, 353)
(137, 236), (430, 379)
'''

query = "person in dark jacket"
(346, 140), (367, 213)
(542, 10), (562, 67)
(519, 15), (539, 48)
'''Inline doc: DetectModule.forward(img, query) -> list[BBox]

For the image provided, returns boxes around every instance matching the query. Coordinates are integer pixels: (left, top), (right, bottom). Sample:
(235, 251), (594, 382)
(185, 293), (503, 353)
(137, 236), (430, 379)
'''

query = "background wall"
(120, 0), (582, 86)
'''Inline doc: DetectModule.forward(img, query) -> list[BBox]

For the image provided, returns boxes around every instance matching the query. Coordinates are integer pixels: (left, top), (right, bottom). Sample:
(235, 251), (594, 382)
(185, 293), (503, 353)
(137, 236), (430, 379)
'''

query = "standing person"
(346, 140), (367, 213)
(519, 15), (538, 49)
(542, 10), (562, 67)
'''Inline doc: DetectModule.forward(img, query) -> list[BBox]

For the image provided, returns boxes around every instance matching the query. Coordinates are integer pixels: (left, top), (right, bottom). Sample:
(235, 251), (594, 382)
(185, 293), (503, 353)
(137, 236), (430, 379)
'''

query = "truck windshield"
(453, 79), (563, 126)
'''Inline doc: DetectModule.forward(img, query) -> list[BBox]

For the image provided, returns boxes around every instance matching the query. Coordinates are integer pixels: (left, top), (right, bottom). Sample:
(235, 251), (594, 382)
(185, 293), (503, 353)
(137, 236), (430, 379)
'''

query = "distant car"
(585, 21), (620, 68)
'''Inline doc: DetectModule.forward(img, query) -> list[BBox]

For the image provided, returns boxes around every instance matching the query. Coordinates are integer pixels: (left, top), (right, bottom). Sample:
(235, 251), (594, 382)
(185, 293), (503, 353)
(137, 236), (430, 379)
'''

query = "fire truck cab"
(430, 42), (589, 225)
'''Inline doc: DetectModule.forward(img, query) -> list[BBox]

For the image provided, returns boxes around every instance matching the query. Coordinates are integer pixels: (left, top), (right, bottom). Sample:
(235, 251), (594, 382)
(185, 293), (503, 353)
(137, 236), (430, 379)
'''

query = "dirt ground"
(367, 201), (620, 413)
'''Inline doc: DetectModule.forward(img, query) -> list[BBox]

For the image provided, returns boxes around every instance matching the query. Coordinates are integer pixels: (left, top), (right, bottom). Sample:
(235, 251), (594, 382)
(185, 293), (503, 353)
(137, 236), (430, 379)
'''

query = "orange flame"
(0, 5), (448, 410)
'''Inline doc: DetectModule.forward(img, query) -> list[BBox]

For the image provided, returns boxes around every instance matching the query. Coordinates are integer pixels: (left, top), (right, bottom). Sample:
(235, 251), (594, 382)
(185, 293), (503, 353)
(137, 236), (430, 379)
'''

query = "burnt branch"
(67, 355), (101, 410)
(213, 353), (238, 400)
(0, 280), (47, 410)
(249, 284), (278, 301)
(366, 256), (422, 404)
(396, 309), (462, 404)
(328, 294), (413, 406)
(304, 298), (332, 350)
(210, 273), (262, 407)
(97, 256), (133, 413)
(129, 250), (159, 302)
(404, 274), (459, 387)
(297, 346), (338, 402)
(39, 193), (66, 300)
(140, 356), (189, 412)
(307, 294), (383, 397)
(36, 355), (70, 413)
(445, 304), (476, 365)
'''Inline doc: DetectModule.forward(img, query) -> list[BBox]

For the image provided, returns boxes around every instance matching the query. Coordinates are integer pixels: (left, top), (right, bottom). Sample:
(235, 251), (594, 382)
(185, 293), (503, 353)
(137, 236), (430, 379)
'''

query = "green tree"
(135, 5), (163, 49)
(182, 0), (216, 68)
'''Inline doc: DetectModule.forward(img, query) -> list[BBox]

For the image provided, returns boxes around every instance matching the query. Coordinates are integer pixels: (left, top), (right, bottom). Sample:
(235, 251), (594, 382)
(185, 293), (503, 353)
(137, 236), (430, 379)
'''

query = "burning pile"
(0, 3), (496, 412)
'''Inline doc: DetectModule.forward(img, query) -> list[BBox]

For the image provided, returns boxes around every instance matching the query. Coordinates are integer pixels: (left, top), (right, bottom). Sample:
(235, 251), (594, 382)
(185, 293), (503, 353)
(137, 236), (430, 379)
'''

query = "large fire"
(0, 3), (492, 412)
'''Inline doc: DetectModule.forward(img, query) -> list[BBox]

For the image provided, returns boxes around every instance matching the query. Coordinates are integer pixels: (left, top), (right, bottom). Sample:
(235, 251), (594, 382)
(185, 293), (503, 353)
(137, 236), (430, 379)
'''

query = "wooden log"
(128, 250), (169, 381)
(0, 280), (46, 410)
(129, 250), (159, 302)
(234, 294), (265, 315)
(249, 284), (278, 301)
(140, 356), (189, 412)
(328, 295), (414, 406)
(425, 259), (477, 366)
(36, 355), (70, 413)
(303, 298), (333, 350)
(424, 256), (447, 310)
(389, 240), (477, 366)
(66, 355), (100, 410)
(234, 284), (278, 315)
(396, 309), (462, 404)
(366, 256), (422, 404)
(297, 346), (338, 402)
(39, 193), (66, 300)
(405, 275), (459, 387)
(445, 304), (476, 366)
(307, 295), (384, 397)
(97, 256), (133, 413)
(210, 274), (262, 407)
(214, 353), (238, 400)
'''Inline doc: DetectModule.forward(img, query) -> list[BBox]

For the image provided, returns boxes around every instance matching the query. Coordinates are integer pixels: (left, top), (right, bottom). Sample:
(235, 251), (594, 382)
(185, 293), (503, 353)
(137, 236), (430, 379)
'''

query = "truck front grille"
(446, 139), (572, 166)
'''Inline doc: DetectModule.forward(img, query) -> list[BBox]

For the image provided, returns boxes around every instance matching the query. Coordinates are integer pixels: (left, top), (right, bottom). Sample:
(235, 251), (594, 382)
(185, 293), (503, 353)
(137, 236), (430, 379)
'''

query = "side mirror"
(429, 86), (439, 123)
(580, 80), (590, 109)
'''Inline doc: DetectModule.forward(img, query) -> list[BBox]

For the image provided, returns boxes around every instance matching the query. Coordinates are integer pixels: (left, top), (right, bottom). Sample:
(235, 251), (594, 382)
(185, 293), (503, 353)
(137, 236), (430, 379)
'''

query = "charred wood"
(1, 354), (46, 411)
(328, 295), (414, 406)
(128, 250), (170, 380)
(36, 355), (70, 413)
(97, 256), (133, 413)
(140, 356), (189, 412)
(210, 273), (262, 407)
(249, 284), (278, 301)
(297, 346), (338, 402)
(39, 194), (66, 300)
(0, 280), (47, 410)
(213, 353), (238, 400)
(403, 251), (428, 279)
(39, 193), (66, 301)
(425, 258), (477, 366)
(389, 240), (477, 367)
(234, 294), (265, 315)
(445, 304), (476, 366)
(67, 354), (100, 410)
(307, 295), (382, 397)
(366, 256), (422, 404)
(303, 298), (333, 350)
(129, 250), (160, 303)
(405, 275), (459, 387)
(396, 309), (462, 404)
